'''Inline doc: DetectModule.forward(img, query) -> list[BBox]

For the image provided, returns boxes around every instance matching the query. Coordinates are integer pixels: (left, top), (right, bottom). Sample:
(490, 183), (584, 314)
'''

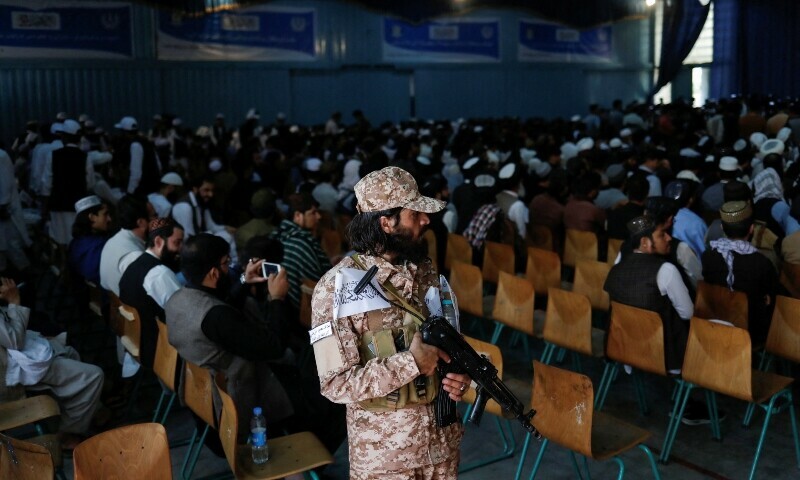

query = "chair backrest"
(694, 280), (749, 331)
(153, 320), (178, 392)
(462, 336), (505, 416)
(183, 361), (217, 429)
(525, 247), (561, 296)
(682, 318), (753, 402)
(117, 303), (142, 355)
(445, 233), (473, 271)
(530, 361), (594, 457)
(606, 302), (667, 376)
(572, 260), (611, 312)
(492, 272), (536, 336)
(73, 423), (172, 480)
(448, 261), (484, 317)
(423, 229), (438, 269)
(215, 374), (241, 478)
(320, 229), (342, 259)
(527, 224), (554, 252)
(107, 291), (125, 337)
(544, 288), (593, 356)
(606, 238), (624, 266)
(780, 262), (800, 299)
(765, 295), (800, 364)
(298, 279), (317, 330)
(563, 229), (598, 267)
(85, 280), (103, 317)
(0, 433), (54, 480)
(482, 241), (515, 284)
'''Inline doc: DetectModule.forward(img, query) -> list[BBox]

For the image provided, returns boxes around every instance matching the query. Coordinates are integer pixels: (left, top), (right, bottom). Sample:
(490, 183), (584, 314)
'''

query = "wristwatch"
(240, 273), (247, 285)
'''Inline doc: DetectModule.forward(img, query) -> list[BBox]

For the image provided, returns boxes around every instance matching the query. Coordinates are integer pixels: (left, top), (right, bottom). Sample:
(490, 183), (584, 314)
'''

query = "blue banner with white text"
(157, 6), (316, 62)
(383, 17), (500, 63)
(518, 19), (612, 63)
(0, 1), (132, 59)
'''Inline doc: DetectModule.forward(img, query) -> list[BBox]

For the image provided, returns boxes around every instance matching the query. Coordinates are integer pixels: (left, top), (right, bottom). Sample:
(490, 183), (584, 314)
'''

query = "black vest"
(604, 253), (688, 371)
(50, 146), (87, 210)
(119, 252), (164, 369)
(174, 193), (206, 233)
(115, 137), (161, 197)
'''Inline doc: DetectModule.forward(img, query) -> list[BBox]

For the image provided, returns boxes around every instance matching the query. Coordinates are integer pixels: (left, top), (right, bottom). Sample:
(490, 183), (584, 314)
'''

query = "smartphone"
(261, 262), (282, 277)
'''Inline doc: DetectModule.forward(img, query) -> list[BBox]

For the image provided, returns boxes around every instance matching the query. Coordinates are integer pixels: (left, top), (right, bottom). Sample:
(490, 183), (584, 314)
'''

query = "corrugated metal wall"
(0, 1), (652, 145)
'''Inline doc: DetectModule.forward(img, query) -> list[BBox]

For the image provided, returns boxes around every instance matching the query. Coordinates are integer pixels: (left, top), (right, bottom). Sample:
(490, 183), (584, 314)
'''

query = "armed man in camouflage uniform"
(311, 166), (471, 479)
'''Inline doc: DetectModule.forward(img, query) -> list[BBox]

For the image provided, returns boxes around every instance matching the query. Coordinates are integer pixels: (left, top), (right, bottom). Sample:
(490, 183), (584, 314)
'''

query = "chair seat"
(749, 370), (794, 404)
(590, 327), (606, 358)
(0, 395), (60, 431)
(235, 431), (334, 480)
(120, 336), (140, 358)
(590, 411), (651, 461)
(27, 433), (63, 468)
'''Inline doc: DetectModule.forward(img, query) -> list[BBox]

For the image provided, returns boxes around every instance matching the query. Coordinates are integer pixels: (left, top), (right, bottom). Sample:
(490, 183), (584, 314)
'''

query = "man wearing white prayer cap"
(701, 156), (740, 214)
(148, 172), (184, 218)
(496, 163), (528, 239)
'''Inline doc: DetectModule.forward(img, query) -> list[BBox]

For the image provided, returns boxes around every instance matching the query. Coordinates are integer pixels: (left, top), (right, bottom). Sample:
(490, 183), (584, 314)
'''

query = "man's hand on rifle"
(409, 332), (450, 376)
(442, 372), (472, 401)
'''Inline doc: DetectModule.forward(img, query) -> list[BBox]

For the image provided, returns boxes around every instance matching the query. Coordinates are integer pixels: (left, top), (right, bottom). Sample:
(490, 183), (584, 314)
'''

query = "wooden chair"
(514, 361), (661, 480)
(563, 229), (598, 268)
(85, 280), (103, 318)
(117, 303), (142, 360)
(482, 241), (515, 285)
(73, 423), (172, 480)
(760, 295), (800, 371)
(525, 247), (561, 297)
(527, 224), (554, 252)
(0, 433), (54, 480)
(152, 320), (180, 424)
(490, 272), (538, 357)
(694, 280), (749, 331)
(540, 288), (604, 372)
(572, 260), (611, 313)
(320, 229), (342, 260)
(423, 229), (438, 269)
(606, 238), (624, 266)
(445, 233), (473, 271)
(107, 291), (125, 338)
(594, 302), (669, 416)
(181, 361), (217, 480)
(298, 279), (317, 330)
(659, 318), (800, 479)
(459, 336), (516, 473)
(448, 261), (490, 319)
(215, 375), (333, 479)
(780, 262), (800, 299)
(0, 395), (62, 474)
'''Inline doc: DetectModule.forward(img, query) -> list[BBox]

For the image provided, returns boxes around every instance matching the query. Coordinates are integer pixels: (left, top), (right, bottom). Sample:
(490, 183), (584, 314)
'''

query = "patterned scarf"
(463, 204), (502, 248)
(752, 167), (783, 204)
(709, 238), (757, 290)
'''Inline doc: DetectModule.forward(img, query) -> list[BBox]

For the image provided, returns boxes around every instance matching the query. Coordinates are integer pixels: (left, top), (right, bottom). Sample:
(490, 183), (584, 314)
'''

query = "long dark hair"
(346, 207), (402, 256)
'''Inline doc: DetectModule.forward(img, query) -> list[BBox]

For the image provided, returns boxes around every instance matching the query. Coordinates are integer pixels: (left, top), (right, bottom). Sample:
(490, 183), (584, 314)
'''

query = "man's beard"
(383, 228), (429, 265)
(160, 247), (180, 272)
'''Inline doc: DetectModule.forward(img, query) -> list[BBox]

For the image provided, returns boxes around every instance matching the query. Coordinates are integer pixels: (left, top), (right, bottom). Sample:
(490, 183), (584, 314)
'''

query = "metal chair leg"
(612, 456), (625, 480)
(514, 432), (534, 480)
(637, 444), (662, 480)
(529, 438), (550, 480)
(660, 382), (693, 464)
(749, 392), (782, 480)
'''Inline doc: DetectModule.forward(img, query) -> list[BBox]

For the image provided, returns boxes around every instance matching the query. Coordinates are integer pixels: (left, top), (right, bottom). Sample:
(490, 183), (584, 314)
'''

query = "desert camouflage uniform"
(311, 254), (463, 478)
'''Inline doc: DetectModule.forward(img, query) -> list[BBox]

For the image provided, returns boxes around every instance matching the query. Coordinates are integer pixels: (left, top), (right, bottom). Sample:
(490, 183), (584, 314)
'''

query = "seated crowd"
(0, 95), (798, 469)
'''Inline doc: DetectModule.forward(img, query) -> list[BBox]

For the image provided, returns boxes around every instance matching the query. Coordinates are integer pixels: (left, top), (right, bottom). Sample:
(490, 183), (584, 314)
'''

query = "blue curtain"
(710, 0), (800, 98)
(651, 0), (710, 98)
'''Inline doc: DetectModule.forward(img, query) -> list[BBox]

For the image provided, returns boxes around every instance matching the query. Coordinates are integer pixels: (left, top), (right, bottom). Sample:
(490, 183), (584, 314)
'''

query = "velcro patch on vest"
(333, 268), (390, 319)
(309, 321), (334, 345)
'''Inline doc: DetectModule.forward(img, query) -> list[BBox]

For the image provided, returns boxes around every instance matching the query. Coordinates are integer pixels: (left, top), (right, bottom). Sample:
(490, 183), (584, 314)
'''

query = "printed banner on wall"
(518, 19), (612, 63)
(0, 1), (132, 59)
(157, 6), (316, 61)
(383, 17), (500, 63)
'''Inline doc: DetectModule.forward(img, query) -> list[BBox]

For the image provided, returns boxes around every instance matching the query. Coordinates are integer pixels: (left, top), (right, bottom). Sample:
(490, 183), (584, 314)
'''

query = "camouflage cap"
(720, 200), (752, 224)
(354, 166), (446, 214)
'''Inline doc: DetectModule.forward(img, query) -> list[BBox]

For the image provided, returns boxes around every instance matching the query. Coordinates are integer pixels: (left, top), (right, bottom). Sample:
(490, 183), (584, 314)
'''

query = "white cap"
(246, 108), (260, 120)
(473, 125), (484, 133)
(697, 135), (710, 147)
(473, 174), (496, 188)
(208, 159), (223, 172)
(61, 119), (81, 135)
(403, 128), (417, 137)
(50, 122), (64, 134)
(705, 155), (715, 163)
(78, 113), (90, 123)
(760, 139), (785, 156)
(577, 137), (594, 152)
(289, 125), (299, 133)
(195, 126), (211, 138)
(733, 139), (748, 152)
(560, 142), (579, 161)
(609, 138), (623, 149)
(520, 148), (537, 162)
(172, 118), (182, 127)
(420, 144), (433, 158)
(750, 132), (767, 148)
(416, 156), (431, 166)
(463, 157), (480, 170)
(676, 170), (701, 183)
(534, 161), (552, 178)
(620, 128), (632, 137)
(74, 195), (102, 214)
(115, 116), (138, 131)
(570, 114), (582, 122)
(498, 163), (516, 179)
(777, 127), (792, 143)
(719, 156), (739, 172)
(56, 112), (67, 121)
(304, 157), (322, 172)
(160, 172), (184, 186)
(679, 147), (701, 158)
(486, 151), (500, 164)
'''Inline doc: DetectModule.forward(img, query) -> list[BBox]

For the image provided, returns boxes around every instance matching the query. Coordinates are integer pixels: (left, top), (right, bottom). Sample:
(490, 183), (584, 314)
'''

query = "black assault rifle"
(354, 265), (540, 437)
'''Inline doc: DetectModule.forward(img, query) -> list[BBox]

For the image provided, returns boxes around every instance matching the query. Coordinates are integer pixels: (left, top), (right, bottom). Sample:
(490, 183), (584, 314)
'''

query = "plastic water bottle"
(441, 290), (460, 332)
(250, 407), (269, 464)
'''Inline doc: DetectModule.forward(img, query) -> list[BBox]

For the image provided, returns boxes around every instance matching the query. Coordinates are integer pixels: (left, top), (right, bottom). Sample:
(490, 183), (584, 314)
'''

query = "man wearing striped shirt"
(272, 192), (331, 309)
